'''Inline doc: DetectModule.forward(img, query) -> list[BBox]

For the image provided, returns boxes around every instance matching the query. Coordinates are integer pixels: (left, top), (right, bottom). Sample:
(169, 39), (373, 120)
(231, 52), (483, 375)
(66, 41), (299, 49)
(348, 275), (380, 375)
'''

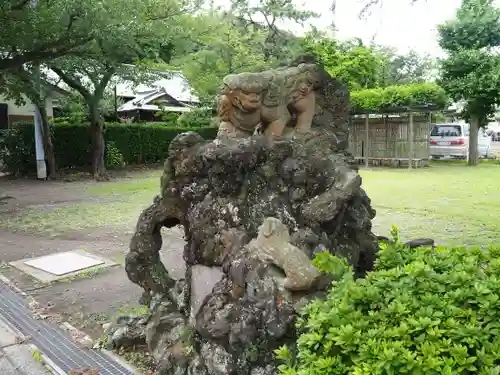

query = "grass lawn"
(1, 162), (499, 247)
(361, 161), (500, 247)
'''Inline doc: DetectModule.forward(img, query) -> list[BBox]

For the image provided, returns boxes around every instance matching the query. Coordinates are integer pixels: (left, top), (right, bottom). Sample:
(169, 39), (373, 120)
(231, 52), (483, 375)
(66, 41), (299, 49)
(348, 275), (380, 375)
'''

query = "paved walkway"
(0, 316), (52, 375)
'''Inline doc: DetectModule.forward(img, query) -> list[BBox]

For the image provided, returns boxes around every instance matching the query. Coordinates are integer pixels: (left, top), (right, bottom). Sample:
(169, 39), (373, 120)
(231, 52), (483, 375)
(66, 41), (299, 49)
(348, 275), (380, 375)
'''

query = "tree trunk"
(89, 103), (107, 180)
(468, 115), (479, 166)
(37, 104), (57, 179)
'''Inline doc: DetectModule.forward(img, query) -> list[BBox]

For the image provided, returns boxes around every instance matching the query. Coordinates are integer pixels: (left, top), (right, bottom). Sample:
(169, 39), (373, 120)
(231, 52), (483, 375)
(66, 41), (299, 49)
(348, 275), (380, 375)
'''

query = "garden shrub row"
(351, 83), (449, 113)
(278, 227), (500, 375)
(0, 122), (218, 175)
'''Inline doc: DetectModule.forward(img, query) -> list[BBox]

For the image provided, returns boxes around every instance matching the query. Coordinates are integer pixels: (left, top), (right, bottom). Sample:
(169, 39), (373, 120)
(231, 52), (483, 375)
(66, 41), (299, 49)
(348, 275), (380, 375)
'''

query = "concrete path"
(0, 316), (52, 375)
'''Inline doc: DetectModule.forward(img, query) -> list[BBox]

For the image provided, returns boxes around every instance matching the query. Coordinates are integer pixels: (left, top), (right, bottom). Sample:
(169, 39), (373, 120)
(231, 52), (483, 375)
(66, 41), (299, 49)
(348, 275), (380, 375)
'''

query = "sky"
(311, 0), (463, 57)
(216, 0), (464, 57)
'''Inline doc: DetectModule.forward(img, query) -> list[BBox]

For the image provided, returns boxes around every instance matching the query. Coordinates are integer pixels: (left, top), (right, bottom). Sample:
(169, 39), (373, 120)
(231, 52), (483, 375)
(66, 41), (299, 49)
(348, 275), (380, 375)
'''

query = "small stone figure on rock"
(248, 217), (321, 291)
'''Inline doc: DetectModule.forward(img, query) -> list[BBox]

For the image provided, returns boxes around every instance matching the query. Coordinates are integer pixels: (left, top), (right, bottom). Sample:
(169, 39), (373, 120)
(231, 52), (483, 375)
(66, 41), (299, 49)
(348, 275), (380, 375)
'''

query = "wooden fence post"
(365, 114), (369, 168)
(408, 112), (414, 169)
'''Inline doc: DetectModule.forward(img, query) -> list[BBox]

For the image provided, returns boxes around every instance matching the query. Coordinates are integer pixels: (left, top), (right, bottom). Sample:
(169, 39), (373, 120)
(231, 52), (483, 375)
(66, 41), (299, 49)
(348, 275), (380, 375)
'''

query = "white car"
(429, 123), (491, 160)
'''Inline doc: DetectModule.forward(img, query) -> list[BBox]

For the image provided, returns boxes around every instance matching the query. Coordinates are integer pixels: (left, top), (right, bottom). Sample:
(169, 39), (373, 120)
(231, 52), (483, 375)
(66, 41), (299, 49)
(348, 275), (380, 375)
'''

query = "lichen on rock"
(122, 55), (379, 375)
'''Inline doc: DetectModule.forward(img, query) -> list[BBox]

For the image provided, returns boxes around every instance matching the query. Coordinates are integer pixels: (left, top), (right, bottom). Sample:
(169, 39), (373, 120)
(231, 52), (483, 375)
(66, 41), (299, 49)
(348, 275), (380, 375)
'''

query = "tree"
(46, 0), (198, 178)
(375, 47), (437, 86)
(176, 1), (317, 101)
(3, 66), (58, 178)
(0, 0), (113, 179)
(230, 0), (318, 62)
(56, 88), (122, 123)
(330, 0), (420, 19)
(438, 0), (500, 166)
(174, 12), (271, 101)
(303, 35), (383, 90)
(0, 0), (111, 72)
(48, 58), (120, 178)
(298, 33), (438, 91)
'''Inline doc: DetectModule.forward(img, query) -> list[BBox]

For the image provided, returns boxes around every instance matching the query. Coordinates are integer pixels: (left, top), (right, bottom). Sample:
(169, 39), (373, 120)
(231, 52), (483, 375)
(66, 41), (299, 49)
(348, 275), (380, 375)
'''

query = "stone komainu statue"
(216, 63), (322, 139)
(120, 55), (376, 375)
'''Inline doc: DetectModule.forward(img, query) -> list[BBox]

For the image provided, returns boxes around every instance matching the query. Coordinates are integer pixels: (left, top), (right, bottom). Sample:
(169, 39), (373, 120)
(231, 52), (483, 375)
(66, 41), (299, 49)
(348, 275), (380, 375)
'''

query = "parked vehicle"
(492, 131), (500, 141)
(429, 123), (491, 159)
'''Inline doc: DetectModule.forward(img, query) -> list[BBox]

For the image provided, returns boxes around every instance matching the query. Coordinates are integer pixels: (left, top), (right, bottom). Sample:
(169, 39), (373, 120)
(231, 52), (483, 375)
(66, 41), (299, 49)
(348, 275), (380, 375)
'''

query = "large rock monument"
(118, 56), (379, 375)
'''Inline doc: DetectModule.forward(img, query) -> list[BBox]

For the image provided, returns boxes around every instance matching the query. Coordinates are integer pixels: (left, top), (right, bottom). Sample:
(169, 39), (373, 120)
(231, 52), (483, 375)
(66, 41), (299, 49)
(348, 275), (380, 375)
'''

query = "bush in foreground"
(278, 228), (500, 375)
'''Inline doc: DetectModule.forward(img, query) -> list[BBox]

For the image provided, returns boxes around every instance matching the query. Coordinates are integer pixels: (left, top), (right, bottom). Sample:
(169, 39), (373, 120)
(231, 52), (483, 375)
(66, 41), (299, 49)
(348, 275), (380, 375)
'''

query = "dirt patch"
(0, 171), (161, 240)
(0, 168), (162, 215)
(0, 172), (161, 262)
(52, 226), (135, 243)
(0, 170), (166, 365)
(0, 229), (127, 264)
(26, 266), (144, 339)
(0, 225), (186, 340)
(0, 178), (90, 212)
(0, 170), (183, 342)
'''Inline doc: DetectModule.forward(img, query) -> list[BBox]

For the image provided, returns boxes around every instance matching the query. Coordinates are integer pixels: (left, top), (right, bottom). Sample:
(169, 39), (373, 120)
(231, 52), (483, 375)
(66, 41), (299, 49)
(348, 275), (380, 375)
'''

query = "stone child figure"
(249, 217), (321, 291)
(216, 63), (321, 139)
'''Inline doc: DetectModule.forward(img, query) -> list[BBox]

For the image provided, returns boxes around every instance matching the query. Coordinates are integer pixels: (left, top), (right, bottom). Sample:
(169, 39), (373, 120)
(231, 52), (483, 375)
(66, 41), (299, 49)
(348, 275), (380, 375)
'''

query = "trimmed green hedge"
(351, 83), (449, 113)
(0, 122), (218, 175)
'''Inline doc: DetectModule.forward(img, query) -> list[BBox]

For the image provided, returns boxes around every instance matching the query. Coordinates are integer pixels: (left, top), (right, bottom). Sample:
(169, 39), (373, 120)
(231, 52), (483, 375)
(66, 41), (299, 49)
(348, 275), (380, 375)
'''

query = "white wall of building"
(0, 94), (54, 117)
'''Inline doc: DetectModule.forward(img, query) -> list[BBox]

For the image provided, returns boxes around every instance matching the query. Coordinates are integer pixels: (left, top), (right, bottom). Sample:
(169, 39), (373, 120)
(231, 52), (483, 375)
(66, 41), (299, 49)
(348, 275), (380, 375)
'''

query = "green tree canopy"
(0, 0), (117, 71)
(42, 0), (199, 178)
(303, 35), (383, 90)
(438, 0), (500, 165)
(302, 34), (436, 91)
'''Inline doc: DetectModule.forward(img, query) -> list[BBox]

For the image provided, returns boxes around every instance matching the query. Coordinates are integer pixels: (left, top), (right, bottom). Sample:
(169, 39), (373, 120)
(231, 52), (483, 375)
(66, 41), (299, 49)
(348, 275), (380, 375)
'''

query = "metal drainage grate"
(0, 280), (136, 375)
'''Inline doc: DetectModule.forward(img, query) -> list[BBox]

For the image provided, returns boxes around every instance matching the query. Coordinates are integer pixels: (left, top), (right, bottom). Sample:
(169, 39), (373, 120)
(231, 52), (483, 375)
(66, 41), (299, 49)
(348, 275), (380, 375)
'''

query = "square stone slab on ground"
(9, 250), (116, 283)
(25, 252), (104, 276)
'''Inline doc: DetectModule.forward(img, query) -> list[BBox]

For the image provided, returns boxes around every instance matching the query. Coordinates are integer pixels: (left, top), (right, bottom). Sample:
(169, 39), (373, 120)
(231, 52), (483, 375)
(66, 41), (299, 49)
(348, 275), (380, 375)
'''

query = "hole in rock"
(157, 218), (186, 281)
(160, 217), (181, 228)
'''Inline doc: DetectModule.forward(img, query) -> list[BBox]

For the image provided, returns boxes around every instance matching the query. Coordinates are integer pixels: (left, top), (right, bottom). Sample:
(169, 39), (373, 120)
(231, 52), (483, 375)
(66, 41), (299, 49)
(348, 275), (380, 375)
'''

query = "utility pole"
(31, 0), (47, 180)
(114, 84), (118, 121)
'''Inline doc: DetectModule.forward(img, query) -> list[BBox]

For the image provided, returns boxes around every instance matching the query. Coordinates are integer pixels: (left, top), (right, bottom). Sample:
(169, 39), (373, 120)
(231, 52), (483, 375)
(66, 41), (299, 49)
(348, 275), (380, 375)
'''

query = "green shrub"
(351, 83), (449, 113)
(0, 129), (8, 160)
(52, 117), (73, 126)
(0, 122), (218, 174)
(278, 228), (500, 375)
(154, 110), (181, 124)
(0, 124), (36, 175)
(105, 140), (125, 169)
(177, 107), (214, 128)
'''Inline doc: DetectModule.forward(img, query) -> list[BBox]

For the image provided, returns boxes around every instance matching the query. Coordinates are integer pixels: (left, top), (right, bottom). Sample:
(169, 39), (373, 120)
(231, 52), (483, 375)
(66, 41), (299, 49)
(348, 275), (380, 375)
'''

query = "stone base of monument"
(111, 57), (381, 375)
